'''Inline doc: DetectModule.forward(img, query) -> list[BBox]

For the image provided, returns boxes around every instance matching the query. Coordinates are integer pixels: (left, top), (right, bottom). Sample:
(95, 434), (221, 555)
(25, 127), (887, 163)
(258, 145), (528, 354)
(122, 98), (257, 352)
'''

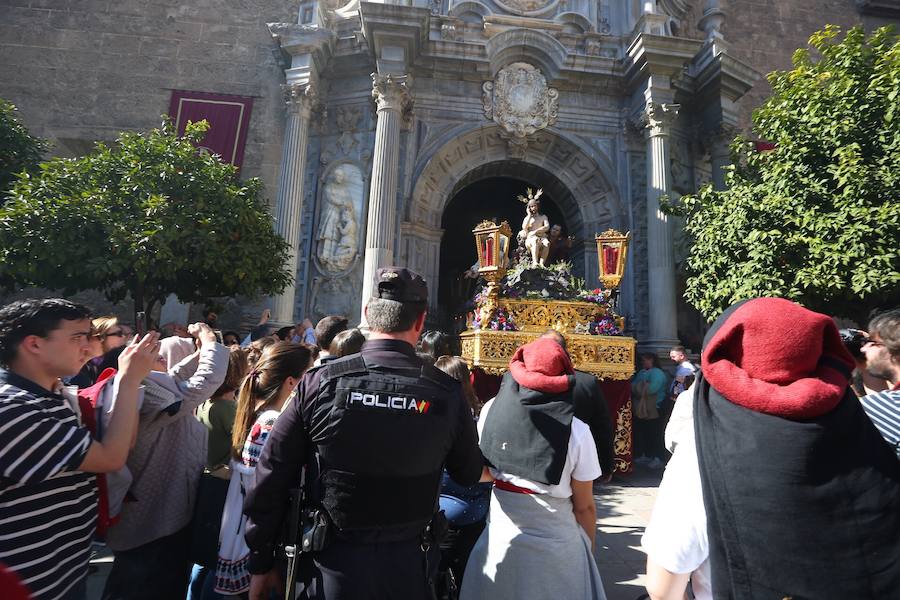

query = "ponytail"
(230, 342), (312, 461)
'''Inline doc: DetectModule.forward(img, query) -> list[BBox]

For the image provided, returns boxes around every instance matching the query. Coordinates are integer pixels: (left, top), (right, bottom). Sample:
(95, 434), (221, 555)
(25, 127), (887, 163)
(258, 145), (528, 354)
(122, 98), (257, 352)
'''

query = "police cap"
(375, 267), (428, 304)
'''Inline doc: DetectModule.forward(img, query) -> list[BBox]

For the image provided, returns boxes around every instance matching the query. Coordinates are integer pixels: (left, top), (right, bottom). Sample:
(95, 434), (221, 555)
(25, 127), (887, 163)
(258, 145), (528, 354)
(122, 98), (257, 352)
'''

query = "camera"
(839, 328), (867, 360)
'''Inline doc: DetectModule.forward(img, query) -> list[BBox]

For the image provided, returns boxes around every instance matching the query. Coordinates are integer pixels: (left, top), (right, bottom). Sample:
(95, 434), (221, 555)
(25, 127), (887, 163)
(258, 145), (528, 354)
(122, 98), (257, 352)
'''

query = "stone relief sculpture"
(483, 62), (559, 140)
(311, 276), (356, 320)
(316, 163), (363, 274)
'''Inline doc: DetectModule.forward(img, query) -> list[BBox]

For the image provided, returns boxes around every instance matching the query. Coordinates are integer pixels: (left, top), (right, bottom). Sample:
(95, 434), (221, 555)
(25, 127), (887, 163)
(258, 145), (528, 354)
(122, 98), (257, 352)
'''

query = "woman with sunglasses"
(69, 316), (130, 387)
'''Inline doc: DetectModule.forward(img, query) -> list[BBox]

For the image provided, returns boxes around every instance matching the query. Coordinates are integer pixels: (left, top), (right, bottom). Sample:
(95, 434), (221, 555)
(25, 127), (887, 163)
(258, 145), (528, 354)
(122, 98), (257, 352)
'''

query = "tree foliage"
(0, 98), (48, 194)
(0, 119), (291, 326)
(676, 26), (899, 324)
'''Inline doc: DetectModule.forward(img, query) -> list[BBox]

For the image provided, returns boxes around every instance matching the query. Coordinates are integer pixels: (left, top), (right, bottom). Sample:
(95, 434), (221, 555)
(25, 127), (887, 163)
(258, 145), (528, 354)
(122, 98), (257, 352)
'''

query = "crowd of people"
(0, 269), (897, 600)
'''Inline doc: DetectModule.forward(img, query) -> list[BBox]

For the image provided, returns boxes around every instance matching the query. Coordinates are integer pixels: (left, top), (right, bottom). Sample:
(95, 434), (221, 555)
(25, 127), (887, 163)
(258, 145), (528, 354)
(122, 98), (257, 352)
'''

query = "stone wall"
(0, 0), (298, 202)
(721, 0), (896, 129)
(0, 0), (299, 327)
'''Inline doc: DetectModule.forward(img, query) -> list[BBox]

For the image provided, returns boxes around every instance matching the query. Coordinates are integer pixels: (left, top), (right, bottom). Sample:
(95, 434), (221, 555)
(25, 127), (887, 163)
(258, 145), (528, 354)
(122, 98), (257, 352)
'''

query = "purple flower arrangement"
(587, 314), (622, 336)
(472, 305), (518, 331)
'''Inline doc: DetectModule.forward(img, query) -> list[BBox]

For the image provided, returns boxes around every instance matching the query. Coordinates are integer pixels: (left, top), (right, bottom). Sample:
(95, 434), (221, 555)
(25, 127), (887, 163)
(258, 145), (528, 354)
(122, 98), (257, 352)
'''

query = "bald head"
(539, 329), (566, 352)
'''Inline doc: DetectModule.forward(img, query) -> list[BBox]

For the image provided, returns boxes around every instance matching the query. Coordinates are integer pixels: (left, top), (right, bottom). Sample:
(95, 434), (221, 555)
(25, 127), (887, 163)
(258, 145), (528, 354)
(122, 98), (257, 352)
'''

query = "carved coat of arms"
(483, 63), (559, 139)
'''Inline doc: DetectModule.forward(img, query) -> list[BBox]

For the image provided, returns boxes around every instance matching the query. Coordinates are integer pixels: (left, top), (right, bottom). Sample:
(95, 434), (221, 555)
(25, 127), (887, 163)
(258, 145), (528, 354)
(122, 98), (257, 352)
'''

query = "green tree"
(0, 119), (291, 327)
(675, 25), (900, 324)
(0, 99), (48, 194)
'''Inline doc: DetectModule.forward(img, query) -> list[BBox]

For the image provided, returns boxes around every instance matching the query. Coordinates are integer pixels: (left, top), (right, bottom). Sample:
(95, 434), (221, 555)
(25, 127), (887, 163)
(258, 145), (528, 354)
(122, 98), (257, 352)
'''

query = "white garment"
(478, 398), (602, 498)
(665, 382), (696, 453)
(641, 402), (711, 600)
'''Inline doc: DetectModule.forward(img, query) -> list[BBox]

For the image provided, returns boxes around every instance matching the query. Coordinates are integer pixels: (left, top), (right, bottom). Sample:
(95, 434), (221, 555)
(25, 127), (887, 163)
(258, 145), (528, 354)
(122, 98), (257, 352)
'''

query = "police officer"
(244, 267), (485, 600)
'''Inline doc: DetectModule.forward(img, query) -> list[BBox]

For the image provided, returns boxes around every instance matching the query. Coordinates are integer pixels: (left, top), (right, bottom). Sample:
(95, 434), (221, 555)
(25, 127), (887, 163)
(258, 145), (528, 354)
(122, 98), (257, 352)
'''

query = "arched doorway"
(436, 162), (577, 332)
(399, 125), (622, 329)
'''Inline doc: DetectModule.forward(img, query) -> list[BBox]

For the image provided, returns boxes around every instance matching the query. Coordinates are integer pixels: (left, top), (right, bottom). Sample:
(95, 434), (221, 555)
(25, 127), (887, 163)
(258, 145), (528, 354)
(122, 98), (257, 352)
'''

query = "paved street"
(87, 467), (662, 600)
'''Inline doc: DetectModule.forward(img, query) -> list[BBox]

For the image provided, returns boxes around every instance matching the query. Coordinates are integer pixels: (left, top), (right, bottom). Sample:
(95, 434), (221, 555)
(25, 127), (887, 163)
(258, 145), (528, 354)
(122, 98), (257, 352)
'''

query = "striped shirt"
(860, 388), (900, 459)
(0, 370), (96, 600)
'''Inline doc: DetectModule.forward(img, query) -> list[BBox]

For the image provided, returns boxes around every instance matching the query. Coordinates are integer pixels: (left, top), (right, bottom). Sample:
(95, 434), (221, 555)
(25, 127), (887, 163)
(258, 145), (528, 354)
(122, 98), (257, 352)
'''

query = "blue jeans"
(187, 564), (227, 600)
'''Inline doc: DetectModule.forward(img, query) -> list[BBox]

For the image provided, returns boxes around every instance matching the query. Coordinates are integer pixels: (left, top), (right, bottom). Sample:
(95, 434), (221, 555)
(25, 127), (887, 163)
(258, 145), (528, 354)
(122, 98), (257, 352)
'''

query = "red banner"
(168, 90), (254, 171)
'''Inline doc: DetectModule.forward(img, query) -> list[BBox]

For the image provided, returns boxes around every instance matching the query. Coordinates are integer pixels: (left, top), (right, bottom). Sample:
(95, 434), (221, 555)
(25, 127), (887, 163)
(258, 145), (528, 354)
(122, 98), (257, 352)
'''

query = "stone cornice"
(691, 40), (760, 103)
(624, 33), (703, 89)
(359, 2), (430, 74)
(268, 23), (335, 59)
(856, 0), (900, 17)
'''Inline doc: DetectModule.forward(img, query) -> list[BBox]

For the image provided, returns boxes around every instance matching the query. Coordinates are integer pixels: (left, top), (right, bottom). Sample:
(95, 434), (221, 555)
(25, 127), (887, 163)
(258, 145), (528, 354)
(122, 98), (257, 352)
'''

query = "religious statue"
(547, 224), (574, 264)
(317, 164), (361, 273)
(517, 188), (550, 267)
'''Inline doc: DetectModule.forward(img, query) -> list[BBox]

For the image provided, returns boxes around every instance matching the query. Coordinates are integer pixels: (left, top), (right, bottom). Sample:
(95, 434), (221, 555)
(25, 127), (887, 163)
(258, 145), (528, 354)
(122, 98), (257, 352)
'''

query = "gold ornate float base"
(460, 329), (636, 380)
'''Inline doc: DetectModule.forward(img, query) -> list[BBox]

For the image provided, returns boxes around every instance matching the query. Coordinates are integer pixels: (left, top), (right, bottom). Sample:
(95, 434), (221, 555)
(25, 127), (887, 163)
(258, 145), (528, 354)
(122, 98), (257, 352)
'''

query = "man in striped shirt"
(860, 308), (900, 459)
(0, 299), (159, 600)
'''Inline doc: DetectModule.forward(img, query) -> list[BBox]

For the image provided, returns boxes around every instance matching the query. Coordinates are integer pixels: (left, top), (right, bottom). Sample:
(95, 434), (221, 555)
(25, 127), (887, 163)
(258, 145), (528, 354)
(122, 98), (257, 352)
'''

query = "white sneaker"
(647, 458), (664, 469)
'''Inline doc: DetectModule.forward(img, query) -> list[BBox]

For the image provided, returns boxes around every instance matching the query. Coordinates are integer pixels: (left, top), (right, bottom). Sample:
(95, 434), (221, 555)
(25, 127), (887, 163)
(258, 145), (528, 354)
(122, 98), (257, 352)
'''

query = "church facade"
(1, 1), (896, 351)
(267, 1), (760, 353)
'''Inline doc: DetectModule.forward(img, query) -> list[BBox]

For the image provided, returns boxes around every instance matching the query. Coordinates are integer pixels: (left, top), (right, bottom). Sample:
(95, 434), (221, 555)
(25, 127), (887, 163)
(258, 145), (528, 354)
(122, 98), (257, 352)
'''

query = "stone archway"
(398, 124), (622, 312)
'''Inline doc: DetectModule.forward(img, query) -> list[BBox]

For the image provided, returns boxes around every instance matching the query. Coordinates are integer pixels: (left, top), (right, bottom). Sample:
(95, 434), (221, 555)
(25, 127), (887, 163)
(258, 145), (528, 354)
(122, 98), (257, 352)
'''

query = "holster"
(422, 510), (449, 599)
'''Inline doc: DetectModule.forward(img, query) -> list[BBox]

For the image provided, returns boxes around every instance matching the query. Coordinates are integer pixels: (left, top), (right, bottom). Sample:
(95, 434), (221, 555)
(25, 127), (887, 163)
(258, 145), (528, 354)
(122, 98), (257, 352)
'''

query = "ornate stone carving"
(494, 0), (557, 15)
(316, 163), (364, 274)
(310, 276), (356, 321)
(283, 83), (320, 117)
(440, 23), (463, 41)
(482, 63), (559, 139)
(631, 102), (680, 136)
(371, 73), (413, 121)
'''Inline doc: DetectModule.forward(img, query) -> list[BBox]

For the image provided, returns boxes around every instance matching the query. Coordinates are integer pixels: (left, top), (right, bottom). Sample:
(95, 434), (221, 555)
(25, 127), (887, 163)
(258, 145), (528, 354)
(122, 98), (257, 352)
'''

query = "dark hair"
(539, 329), (566, 351)
(418, 330), (453, 361)
(868, 309), (900, 357)
(670, 345), (687, 355)
(212, 347), (249, 399)
(274, 326), (294, 341)
(0, 299), (93, 365)
(331, 328), (365, 358)
(315, 316), (349, 351)
(434, 355), (481, 416)
(366, 298), (424, 333)
(640, 352), (660, 368)
(232, 342), (311, 459)
(247, 336), (276, 368)
(222, 331), (241, 345)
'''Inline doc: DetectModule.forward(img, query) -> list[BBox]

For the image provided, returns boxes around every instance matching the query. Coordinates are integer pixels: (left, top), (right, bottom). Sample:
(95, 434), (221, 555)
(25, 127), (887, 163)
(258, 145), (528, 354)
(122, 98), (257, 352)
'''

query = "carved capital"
(642, 102), (680, 136)
(283, 83), (321, 118)
(371, 73), (413, 119)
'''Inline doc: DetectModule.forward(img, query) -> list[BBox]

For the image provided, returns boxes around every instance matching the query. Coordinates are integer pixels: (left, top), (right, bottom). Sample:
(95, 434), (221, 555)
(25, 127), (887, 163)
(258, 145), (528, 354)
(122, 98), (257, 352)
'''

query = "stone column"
(644, 102), (680, 351)
(706, 126), (736, 191)
(270, 84), (317, 326)
(360, 73), (412, 324)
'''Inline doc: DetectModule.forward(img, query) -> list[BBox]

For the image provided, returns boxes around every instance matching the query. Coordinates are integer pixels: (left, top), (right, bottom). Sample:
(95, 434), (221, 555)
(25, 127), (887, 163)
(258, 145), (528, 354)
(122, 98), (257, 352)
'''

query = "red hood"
(702, 298), (854, 419)
(508, 337), (574, 394)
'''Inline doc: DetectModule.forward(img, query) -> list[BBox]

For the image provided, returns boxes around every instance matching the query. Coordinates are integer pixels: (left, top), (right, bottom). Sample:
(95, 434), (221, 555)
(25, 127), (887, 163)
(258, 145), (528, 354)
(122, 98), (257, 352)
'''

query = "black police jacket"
(243, 339), (483, 574)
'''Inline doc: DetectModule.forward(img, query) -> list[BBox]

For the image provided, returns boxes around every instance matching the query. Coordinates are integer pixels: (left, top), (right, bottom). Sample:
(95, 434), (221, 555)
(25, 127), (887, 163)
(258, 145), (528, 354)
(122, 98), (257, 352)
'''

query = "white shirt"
(641, 406), (712, 600)
(478, 398), (602, 498)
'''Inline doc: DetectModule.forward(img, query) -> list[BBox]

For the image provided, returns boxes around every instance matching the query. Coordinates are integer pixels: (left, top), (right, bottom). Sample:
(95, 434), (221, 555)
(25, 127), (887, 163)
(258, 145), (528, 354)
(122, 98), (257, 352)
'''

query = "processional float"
(460, 191), (637, 472)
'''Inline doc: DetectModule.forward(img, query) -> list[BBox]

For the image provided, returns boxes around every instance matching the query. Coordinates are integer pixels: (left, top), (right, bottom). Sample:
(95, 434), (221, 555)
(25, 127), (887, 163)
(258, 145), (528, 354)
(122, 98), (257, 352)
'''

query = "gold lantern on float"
(472, 220), (512, 325)
(595, 229), (630, 290)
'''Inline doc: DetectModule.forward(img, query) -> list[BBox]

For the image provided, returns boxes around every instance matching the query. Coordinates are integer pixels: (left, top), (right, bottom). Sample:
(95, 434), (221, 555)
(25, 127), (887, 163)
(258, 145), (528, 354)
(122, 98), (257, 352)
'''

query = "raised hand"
(118, 332), (161, 384)
(187, 322), (218, 345)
